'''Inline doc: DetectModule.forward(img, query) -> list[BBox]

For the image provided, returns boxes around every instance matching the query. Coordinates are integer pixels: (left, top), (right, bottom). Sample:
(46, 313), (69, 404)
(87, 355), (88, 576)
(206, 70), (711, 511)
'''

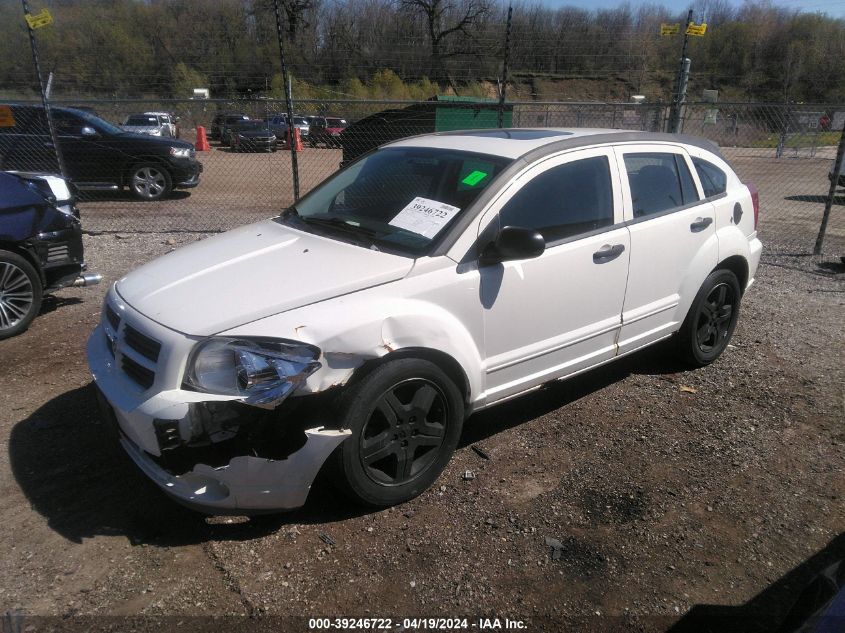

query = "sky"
(536, 0), (845, 18)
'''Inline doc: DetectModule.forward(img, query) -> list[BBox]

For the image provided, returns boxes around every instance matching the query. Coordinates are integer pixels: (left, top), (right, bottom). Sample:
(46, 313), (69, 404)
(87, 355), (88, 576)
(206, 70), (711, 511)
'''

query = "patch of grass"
(753, 131), (841, 148)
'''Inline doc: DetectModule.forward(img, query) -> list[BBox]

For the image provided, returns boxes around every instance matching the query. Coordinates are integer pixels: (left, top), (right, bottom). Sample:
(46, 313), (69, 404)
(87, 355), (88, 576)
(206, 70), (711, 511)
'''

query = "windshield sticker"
(461, 170), (488, 186)
(389, 197), (461, 238)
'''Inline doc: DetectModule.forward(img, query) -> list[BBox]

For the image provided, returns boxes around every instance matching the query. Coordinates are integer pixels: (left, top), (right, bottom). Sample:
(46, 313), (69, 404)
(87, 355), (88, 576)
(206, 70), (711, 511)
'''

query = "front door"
(478, 149), (630, 404)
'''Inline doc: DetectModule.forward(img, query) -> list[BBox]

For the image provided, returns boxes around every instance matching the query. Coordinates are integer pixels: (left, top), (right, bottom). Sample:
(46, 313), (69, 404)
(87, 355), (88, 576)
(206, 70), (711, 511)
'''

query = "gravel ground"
(0, 227), (843, 632)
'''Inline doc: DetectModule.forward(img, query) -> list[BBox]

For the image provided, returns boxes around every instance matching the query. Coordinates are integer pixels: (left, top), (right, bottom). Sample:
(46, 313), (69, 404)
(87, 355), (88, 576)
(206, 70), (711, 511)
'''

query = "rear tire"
(675, 269), (741, 367)
(332, 358), (464, 507)
(0, 250), (42, 340)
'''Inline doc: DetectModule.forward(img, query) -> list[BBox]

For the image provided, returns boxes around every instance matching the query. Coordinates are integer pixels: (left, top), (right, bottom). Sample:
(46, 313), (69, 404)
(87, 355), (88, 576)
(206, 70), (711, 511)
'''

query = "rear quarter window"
(692, 157), (728, 198)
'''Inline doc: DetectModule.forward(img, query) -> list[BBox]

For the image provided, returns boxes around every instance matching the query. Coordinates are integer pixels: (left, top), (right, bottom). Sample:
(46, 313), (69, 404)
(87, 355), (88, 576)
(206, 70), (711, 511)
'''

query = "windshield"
(278, 147), (511, 256)
(125, 115), (158, 126)
(326, 118), (347, 127)
(293, 117), (308, 125)
(78, 110), (124, 135)
(238, 121), (271, 131)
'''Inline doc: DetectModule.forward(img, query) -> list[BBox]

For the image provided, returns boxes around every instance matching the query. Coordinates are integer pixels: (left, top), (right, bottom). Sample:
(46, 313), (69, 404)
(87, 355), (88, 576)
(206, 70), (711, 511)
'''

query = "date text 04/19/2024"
(307, 617), (527, 630)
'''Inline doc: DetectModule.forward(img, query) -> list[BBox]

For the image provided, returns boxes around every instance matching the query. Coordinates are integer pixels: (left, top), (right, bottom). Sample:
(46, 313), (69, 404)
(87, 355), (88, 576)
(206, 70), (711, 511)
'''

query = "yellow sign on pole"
(660, 23), (680, 36)
(686, 22), (707, 36)
(0, 105), (15, 128)
(25, 8), (53, 30)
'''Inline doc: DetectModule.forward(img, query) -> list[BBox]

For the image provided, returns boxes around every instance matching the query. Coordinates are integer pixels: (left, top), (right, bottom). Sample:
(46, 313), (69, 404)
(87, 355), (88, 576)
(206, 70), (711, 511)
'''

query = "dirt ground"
(0, 142), (844, 632)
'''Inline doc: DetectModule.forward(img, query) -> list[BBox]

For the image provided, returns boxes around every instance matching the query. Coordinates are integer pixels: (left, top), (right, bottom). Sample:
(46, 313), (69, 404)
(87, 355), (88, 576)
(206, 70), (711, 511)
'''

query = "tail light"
(747, 182), (759, 229)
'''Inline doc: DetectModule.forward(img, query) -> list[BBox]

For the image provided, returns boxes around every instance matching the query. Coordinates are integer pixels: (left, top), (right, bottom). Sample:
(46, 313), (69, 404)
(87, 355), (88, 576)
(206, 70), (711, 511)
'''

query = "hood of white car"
(116, 219), (414, 335)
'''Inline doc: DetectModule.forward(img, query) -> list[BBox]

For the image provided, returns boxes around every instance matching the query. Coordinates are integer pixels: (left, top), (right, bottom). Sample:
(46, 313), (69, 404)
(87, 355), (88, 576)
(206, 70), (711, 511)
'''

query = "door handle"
(42, 142), (54, 148)
(690, 217), (713, 232)
(593, 243), (625, 263)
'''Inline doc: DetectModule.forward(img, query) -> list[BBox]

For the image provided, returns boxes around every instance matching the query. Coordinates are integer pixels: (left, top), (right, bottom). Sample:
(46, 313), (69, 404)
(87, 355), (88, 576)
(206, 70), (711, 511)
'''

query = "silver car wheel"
(131, 166), (167, 200)
(0, 261), (35, 331)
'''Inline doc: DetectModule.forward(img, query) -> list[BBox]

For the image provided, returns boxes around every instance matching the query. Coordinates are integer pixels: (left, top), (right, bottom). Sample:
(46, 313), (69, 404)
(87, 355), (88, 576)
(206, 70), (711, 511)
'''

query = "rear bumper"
(747, 235), (763, 290)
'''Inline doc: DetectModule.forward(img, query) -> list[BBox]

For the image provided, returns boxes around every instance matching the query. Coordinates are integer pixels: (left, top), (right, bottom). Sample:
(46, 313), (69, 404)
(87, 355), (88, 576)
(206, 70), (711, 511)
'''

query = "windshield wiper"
(299, 216), (383, 250)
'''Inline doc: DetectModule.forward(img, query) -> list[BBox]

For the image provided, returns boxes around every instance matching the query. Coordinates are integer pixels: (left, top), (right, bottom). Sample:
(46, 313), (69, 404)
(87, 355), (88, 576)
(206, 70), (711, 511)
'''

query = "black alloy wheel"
(333, 358), (464, 507)
(677, 269), (742, 366)
(695, 282), (736, 354)
(360, 378), (448, 486)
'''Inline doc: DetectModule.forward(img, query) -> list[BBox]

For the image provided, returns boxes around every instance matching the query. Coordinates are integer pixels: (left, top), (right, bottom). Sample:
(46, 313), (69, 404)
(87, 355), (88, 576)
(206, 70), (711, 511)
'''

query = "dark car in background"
(229, 121), (278, 152)
(339, 96), (511, 165)
(0, 105), (202, 201)
(211, 112), (250, 142)
(0, 171), (100, 339)
(267, 114), (310, 140)
(308, 116), (347, 148)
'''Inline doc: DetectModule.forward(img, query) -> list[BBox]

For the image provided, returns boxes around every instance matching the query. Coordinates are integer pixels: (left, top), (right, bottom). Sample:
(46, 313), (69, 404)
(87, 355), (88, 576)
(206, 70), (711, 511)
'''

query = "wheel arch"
(0, 242), (45, 287)
(345, 347), (472, 413)
(715, 255), (749, 294)
(122, 156), (173, 186)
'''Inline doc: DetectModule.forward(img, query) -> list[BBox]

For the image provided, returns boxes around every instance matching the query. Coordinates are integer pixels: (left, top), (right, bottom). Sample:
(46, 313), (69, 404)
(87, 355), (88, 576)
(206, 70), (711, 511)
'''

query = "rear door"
(614, 144), (717, 354)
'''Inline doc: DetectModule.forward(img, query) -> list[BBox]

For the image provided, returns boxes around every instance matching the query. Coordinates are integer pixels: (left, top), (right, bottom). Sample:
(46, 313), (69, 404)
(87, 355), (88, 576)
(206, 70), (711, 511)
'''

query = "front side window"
(279, 147), (511, 256)
(624, 152), (699, 217)
(692, 157), (727, 198)
(498, 156), (615, 243)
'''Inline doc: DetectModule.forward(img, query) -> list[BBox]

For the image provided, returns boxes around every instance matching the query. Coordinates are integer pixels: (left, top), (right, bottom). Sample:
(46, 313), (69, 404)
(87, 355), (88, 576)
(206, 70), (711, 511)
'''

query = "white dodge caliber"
(88, 129), (762, 513)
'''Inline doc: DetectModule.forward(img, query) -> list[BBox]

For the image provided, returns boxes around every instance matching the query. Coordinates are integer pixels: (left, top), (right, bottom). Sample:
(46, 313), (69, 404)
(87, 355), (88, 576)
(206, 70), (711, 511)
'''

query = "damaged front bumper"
(87, 322), (350, 514)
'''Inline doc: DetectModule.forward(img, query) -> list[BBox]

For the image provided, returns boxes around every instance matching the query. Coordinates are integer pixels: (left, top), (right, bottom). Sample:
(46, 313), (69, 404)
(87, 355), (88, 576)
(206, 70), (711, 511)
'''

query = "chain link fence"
(1, 97), (843, 260)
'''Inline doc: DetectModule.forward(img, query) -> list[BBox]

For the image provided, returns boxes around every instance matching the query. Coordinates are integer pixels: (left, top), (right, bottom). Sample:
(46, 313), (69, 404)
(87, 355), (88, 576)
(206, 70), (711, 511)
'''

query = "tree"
(171, 63), (208, 98)
(399, 0), (488, 85)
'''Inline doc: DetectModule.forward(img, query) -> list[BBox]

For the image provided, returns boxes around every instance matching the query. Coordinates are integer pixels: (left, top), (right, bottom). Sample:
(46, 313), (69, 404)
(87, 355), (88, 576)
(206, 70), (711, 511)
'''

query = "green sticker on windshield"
(461, 170), (488, 186)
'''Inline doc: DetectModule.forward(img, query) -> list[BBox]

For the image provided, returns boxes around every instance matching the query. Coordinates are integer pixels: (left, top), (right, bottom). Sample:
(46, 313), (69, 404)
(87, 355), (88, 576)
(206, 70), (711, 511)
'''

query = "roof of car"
(386, 128), (723, 160)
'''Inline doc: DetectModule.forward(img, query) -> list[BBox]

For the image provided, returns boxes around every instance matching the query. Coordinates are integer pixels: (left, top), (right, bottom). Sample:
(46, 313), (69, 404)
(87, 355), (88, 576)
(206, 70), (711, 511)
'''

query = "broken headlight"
(185, 337), (321, 409)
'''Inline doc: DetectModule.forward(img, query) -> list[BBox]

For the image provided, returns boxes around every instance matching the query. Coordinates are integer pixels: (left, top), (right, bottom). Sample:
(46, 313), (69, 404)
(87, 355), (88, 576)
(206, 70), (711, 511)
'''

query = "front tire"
(0, 250), (42, 340)
(676, 269), (742, 366)
(333, 358), (464, 507)
(129, 163), (172, 201)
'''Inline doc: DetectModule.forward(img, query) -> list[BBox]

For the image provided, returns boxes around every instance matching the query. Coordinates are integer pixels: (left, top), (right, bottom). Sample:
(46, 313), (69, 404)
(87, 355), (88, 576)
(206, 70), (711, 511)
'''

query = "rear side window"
(624, 152), (699, 217)
(692, 157), (727, 198)
(499, 156), (615, 243)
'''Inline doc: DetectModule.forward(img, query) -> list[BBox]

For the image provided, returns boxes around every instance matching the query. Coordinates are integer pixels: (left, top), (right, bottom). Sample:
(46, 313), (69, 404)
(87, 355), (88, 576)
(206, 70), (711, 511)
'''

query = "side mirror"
(80, 126), (98, 137)
(480, 225), (545, 265)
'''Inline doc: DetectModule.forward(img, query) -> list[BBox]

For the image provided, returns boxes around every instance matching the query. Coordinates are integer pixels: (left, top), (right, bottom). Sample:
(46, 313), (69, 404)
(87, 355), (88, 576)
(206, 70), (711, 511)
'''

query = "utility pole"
(21, 0), (65, 178)
(669, 8), (694, 134)
(271, 0), (300, 201)
(814, 123), (845, 255)
(497, 3), (513, 129)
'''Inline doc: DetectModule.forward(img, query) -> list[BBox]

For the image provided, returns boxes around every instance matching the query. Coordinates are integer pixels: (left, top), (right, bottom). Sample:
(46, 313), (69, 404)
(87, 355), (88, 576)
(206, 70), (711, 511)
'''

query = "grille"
(105, 305), (120, 330)
(121, 356), (156, 390)
(46, 244), (69, 262)
(102, 302), (162, 390)
(124, 324), (161, 362)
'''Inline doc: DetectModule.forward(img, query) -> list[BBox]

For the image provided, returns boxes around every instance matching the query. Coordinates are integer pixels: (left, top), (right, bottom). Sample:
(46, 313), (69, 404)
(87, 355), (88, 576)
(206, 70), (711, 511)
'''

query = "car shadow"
(78, 190), (191, 203)
(8, 384), (369, 547)
(784, 194), (844, 205)
(669, 533), (845, 633)
(38, 295), (83, 316)
(11, 347), (689, 546)
(459, 343), (688, 448)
